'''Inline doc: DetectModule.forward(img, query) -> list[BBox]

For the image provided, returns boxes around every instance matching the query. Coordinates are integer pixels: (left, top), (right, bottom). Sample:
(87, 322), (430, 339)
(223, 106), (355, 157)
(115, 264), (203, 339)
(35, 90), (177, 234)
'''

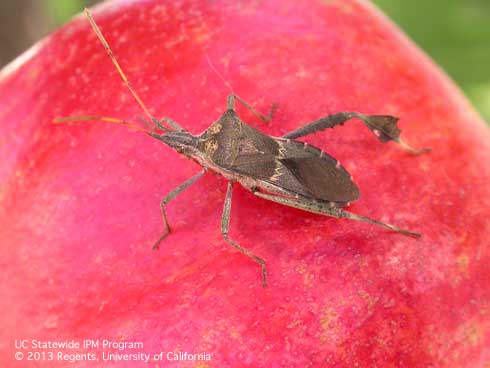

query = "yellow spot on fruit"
(195, 363), (210, 368)
(320, 308), (338, 330)
(456, 254), (469, 273)
(465, 323), (481, 346)
(229, 327), (240, 340)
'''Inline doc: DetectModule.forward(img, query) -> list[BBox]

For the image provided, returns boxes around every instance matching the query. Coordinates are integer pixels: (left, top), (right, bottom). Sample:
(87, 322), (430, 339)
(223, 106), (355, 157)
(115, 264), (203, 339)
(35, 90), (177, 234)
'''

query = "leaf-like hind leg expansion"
(283, 112), (429, 154)
(152, 170), (205, 250)
(254, 191), (421, 238)
(222, 182), (268, 287)
(227, 94), (277, 123)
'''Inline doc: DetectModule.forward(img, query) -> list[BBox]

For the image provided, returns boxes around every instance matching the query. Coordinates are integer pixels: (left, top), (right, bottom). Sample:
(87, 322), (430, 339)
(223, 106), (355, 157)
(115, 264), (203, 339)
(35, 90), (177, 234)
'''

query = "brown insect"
(55, 9), (429, 287)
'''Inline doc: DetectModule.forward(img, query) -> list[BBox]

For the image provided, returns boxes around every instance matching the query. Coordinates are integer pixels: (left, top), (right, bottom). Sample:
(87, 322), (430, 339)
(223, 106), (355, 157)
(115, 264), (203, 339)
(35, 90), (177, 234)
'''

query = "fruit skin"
(1, 0), (490, 366)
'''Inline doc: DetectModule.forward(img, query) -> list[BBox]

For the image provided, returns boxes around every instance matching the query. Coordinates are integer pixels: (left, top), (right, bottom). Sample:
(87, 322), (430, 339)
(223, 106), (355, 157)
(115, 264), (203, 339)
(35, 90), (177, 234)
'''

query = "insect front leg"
(152, 170), (205, 250)
(227, 94), (277, 123)
(134, 116), (182, 132)
(284, 112), (429, 154)
(221, 182), (268, 287)
(254, 191), (421, 238)
(159, 117), (184, 132)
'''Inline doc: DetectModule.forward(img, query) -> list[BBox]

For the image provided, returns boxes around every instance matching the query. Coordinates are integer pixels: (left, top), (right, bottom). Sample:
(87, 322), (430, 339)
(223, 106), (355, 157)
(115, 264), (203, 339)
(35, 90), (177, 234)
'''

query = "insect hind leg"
(222, 182), (267, 287)
(336, 208), (421, 238)
(283, 112), (429, 155)
(254, 191), (421, 238)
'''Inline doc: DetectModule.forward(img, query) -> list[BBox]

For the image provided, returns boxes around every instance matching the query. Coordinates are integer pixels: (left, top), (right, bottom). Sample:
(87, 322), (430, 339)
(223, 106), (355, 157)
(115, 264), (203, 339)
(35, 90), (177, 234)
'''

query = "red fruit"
(1, 0), (489, 366)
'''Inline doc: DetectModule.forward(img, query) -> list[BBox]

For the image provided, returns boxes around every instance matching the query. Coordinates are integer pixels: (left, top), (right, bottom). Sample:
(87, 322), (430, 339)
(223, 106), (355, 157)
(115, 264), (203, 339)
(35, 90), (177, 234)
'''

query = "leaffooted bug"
(55, 9), (430, 287)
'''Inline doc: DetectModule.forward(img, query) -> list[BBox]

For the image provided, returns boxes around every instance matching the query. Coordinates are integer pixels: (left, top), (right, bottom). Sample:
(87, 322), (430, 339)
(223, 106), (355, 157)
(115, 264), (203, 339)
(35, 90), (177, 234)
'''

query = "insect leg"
(254, 191), (421, 238)
(227, 94), (276, 123)
(133, 116), (181, 132)
(283, 112), (357, 139)
(221, 182), (268, 287)
(334, 207), (422, 238)
(152, 170), (206, 250)
(159, 117), (184, 132)
(283, 112), (429, 154)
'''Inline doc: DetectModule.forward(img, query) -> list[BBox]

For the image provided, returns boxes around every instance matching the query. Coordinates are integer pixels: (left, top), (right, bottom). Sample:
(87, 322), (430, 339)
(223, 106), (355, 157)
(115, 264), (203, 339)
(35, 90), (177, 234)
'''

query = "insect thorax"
(197, 110), (245, 167)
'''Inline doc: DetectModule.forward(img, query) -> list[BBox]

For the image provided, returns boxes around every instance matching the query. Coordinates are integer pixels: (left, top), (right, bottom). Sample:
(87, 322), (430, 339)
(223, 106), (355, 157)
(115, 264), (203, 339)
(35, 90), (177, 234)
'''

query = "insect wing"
(227, 125), (316, 198)
(228, 126), (360, 202)
(276, 139), (360, 203)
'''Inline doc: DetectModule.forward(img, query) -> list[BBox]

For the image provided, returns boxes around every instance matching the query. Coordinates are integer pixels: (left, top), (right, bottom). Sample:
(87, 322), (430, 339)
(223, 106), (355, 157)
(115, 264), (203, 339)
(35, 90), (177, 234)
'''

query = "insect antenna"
(205, 54), (234, 94)
(53, 115), (152, 134)
(54, 9), (172, 133)
(206, 55), (274, 122)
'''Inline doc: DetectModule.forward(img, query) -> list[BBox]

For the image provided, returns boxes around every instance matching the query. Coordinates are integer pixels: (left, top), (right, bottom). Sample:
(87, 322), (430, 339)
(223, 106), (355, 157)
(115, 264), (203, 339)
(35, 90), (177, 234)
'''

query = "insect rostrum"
(55, 8), (429, 287)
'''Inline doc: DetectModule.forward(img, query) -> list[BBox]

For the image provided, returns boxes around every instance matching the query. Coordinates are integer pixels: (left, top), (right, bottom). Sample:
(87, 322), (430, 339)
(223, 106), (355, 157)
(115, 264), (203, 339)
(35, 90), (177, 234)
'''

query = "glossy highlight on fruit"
(1, 0), (489, 366)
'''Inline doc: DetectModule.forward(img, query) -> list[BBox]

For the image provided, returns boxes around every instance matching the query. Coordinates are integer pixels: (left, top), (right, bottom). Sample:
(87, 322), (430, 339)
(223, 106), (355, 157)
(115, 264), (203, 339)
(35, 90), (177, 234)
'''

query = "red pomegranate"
(1, 0), (489, 366)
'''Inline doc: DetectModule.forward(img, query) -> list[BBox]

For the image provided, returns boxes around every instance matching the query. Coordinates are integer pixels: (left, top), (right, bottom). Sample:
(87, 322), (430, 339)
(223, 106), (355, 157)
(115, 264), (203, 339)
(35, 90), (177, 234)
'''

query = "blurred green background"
(0, 0), (489, 121)
(374, 0), (490, 122)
